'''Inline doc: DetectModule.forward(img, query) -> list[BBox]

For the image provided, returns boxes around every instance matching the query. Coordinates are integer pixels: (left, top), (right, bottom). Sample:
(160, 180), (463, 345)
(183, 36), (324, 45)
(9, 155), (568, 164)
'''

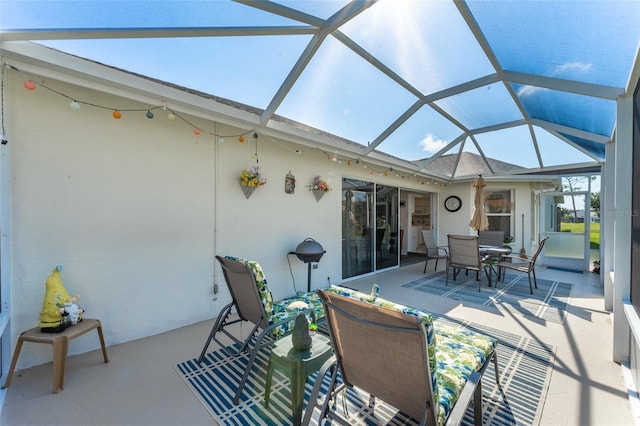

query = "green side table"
(264, 333), (333, 425)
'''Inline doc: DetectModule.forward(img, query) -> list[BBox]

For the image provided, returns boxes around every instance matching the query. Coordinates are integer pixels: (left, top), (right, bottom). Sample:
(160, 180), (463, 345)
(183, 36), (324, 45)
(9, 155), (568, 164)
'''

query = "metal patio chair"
(497, 237), (549, 294)
(198, 255), (324, 405)
(446, 234), (492, 291)
(304, 290), (497, 426)
(421, 230), (449, 272)
(478, 230), (505, 247)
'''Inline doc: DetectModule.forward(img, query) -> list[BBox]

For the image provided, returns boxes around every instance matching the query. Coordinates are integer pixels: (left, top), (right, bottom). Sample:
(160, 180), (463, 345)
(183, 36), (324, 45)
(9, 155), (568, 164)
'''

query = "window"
(485, 189), (513, 243)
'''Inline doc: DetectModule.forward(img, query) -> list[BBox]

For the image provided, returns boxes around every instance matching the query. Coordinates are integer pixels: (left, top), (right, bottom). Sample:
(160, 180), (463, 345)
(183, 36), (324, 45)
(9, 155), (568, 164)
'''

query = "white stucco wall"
(4, 73), (435, 369)
(8, 76), (219, 367)
(4, 66), (550, 370)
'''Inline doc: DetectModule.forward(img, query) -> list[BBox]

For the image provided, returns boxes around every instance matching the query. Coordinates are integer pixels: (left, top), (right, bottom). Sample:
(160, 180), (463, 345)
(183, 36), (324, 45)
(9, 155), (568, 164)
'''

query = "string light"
(10, 65), (445, 186)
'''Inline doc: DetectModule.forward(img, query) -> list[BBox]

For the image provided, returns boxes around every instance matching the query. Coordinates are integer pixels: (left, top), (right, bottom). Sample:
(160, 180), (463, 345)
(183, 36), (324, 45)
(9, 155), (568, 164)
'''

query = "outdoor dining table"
(479, 245), (513, 285)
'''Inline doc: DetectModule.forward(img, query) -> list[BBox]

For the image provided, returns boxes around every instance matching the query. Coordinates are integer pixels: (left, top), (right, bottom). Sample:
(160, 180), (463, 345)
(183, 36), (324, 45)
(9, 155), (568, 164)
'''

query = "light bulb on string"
(219, 137), (225, 144)
(167, 112), (176, 121)
(193, 129), (201, 136)
(238, 136), (245, 143)
(346, 160), (351, 166)
(69, 101), (80, 110)
(146, 110), (154, 119)
(112, 110), (122, 119)
(23, 80), (36, 91)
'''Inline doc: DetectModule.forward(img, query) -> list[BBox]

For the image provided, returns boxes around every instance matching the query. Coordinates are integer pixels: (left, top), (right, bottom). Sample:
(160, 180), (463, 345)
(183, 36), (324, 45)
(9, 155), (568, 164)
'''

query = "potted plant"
(239, 166), (266, 199)
(308, 175), (330, 201)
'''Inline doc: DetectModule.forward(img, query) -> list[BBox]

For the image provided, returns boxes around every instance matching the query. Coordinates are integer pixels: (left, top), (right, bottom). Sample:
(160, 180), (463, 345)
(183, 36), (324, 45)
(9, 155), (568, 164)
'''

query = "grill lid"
(294, 238), (325, 263)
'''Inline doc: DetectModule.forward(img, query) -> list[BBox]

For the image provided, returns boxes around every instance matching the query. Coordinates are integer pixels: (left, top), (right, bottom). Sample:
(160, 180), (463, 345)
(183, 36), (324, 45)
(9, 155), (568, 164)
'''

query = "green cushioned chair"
(307, 285), (499, 426)
(197, 255), (325, 405)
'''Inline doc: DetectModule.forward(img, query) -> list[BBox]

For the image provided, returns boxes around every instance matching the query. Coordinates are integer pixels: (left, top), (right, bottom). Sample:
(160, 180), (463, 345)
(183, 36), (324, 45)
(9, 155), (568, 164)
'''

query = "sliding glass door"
(342, 178), (398, 279)
(376, 184), (399, 270)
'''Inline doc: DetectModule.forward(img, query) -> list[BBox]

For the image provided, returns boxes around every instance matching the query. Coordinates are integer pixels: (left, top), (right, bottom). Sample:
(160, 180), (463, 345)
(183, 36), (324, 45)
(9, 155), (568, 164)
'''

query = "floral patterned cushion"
(224, 256), (325, 338)
(225, 256), (274, 317)
(435, 335), (491, 426)
(327, 284), (379, 302)
(435, 323), (497, 361)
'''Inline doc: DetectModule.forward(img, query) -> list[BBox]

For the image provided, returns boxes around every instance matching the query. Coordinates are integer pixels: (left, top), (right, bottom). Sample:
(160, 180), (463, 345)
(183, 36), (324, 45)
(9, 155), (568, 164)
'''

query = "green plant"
(240, 166), (266, 187)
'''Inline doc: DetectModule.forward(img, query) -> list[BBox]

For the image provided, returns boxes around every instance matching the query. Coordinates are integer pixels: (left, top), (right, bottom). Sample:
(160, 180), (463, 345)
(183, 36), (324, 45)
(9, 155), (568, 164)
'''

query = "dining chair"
(478, 230), (505, 247)
(446, 234), (492, 291)
(497, 237), (549, 294)
(421, 230), (448, 272)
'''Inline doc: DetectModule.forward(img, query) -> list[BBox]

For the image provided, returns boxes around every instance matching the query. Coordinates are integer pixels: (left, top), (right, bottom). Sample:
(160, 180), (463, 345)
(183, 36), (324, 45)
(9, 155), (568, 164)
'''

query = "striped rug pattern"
(175, 320), (555, 425)
(402, 272), (573, 324)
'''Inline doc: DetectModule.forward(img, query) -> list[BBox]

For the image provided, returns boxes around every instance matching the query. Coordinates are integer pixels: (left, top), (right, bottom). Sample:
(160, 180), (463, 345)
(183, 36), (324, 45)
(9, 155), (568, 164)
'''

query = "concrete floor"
(0, 262), (633, 426)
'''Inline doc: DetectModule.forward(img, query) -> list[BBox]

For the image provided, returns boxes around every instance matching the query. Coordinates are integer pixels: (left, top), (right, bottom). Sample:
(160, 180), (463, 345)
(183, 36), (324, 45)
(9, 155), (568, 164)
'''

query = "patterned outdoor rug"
(175, 320), (555, 425)
(402, 272), (573, 324)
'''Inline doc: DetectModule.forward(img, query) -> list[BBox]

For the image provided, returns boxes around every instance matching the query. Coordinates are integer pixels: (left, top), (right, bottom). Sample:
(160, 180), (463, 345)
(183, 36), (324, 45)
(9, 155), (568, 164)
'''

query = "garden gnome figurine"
(291, 314), (313, 351)
(39, 265), (75, 332)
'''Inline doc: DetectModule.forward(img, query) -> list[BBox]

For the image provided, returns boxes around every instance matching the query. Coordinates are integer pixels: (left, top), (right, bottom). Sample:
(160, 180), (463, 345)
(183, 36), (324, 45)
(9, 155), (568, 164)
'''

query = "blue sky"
(3, 0), (638, 171)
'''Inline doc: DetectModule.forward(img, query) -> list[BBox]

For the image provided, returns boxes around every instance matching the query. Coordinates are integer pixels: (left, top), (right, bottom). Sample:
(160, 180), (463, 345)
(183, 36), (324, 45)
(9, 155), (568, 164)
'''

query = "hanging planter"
(308, 175), (330, 202)
(312, 189), (325, 202)
(239, 166), (266, 200)
(240, 183), (257, 199)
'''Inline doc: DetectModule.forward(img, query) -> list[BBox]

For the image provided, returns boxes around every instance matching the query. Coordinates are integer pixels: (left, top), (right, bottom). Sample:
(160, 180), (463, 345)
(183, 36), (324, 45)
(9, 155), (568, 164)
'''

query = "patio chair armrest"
(445, 371), (481, 426)
(438, 246), (449, 254)
(500, 254), (533, 263)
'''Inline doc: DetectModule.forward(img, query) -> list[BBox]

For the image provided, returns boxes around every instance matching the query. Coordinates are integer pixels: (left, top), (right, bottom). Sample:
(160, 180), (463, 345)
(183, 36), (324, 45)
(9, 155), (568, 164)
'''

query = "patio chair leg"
(492, 352), (500, 385)
(369, 394), (376, 413)
(302, 356), (338, 425)
(527, 273), (533, 294)
(233, 342), (261, 405)
(198, 302), (233, 363)
(533, 268), (538, 289)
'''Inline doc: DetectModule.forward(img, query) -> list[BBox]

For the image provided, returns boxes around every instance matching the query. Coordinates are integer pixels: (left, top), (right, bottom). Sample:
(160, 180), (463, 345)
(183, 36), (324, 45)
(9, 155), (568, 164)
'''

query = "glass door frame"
(342, 178), (399, 280)
(538, 191), (590, 271)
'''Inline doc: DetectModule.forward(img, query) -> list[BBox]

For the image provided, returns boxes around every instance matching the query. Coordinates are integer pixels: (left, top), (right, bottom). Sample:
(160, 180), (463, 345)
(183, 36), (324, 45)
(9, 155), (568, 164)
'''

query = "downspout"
(212, 122), (219, 300)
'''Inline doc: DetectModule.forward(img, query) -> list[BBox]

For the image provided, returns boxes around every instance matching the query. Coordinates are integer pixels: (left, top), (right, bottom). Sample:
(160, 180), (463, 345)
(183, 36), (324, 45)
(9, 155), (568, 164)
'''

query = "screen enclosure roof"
(2, 0), (640, 181)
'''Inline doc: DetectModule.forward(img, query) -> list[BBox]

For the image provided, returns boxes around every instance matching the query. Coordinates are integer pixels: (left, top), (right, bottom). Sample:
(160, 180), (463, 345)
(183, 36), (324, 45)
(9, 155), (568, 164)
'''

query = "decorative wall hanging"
(239, 133), (266, 199)
(285, 171), (295, 194)
(239, 166), (266, 199)
(308, 176), (330, 202)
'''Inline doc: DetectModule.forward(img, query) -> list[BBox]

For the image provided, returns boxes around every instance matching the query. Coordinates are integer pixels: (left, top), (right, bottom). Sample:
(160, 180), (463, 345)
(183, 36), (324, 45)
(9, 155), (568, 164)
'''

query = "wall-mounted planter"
(313, 189), (326, 202)
(241, 184), (257, 199)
